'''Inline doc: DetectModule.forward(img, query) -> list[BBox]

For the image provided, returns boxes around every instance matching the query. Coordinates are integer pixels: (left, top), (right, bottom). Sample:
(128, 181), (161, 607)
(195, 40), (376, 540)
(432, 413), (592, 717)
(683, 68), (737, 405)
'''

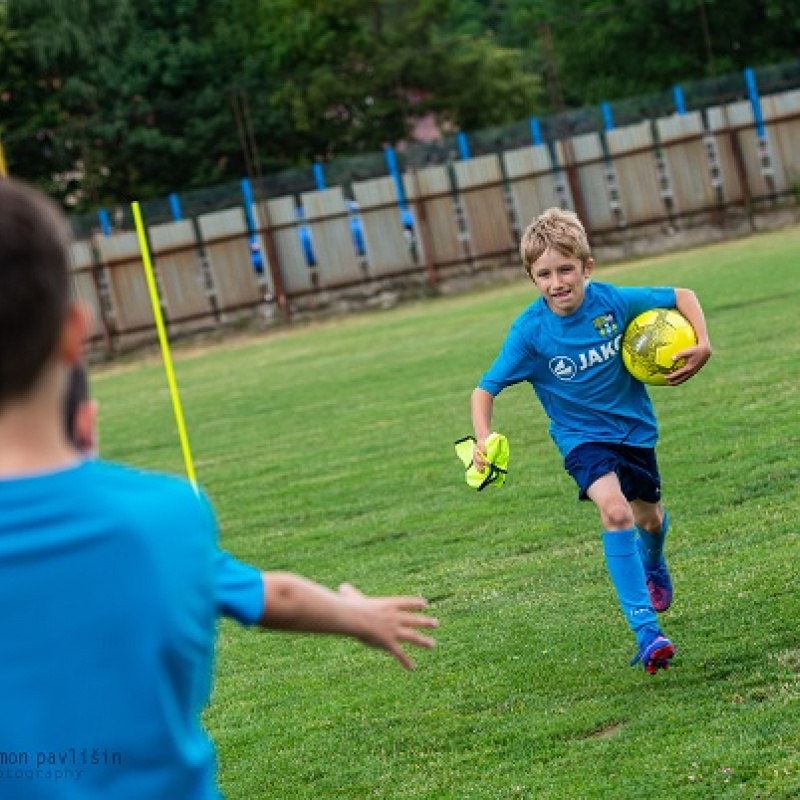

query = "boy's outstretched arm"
(261, 573), (437, 670)
(668, 288), (713, 385)
(470, 388), (495, 470)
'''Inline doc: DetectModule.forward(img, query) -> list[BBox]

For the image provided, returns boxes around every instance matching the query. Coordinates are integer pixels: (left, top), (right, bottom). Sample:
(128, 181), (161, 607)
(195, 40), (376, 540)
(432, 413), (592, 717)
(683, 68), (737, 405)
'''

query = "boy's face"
(529, 247), (594, 316)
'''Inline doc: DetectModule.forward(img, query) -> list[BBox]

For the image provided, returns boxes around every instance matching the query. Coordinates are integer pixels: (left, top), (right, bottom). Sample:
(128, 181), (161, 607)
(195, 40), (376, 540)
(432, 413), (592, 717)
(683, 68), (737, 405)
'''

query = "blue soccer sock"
(637, 510), (670, 570)
(602, 528), (660, 647)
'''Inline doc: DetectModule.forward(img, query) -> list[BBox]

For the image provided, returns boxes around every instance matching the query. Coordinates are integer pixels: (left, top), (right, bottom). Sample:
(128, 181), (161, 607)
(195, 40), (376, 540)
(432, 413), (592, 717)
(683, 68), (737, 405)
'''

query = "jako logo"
(549, 356), (578, 381)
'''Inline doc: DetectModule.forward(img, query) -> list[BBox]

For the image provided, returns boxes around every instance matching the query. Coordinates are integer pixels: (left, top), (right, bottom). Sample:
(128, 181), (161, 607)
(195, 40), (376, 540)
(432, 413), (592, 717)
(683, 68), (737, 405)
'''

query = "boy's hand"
(666, 342), (713, 385)
(338, 583), (438, 670)
(472, 439), (488, 471)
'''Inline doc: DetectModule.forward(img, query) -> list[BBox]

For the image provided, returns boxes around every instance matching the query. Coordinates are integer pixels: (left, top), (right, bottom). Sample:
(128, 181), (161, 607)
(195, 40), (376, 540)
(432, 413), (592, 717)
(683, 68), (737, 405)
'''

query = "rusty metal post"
(232, 89), (290, 317)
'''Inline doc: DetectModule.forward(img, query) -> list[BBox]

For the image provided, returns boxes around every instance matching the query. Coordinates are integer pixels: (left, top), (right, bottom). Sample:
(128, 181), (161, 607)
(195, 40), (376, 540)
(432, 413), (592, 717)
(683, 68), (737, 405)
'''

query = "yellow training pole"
(131, 201), (198, 490)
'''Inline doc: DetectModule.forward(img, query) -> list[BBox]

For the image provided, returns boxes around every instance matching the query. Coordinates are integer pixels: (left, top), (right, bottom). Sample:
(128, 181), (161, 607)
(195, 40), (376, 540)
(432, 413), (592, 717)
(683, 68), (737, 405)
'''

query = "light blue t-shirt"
(215, 551), (263, 626)
(0, 460), (221, 800)
(479, 281), (676, 458)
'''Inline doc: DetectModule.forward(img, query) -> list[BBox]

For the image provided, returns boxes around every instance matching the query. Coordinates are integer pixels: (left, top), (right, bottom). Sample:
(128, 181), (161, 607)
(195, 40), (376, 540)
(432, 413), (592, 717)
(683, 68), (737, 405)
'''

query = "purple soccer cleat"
(630, 633), (676, 675)
(638, 540), (673, 612)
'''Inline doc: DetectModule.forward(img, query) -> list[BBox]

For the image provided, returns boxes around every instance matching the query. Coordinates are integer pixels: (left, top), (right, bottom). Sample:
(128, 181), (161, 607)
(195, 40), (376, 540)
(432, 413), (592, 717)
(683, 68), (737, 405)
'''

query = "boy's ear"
(583, 258), (595, 278)
(58, 304), (90, 364)
(74, 399), (99, 457)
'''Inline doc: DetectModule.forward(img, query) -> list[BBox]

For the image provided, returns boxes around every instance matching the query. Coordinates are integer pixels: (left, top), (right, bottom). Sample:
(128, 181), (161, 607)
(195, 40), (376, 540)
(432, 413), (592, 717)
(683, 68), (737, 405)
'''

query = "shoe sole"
(645, 642), (676, 675)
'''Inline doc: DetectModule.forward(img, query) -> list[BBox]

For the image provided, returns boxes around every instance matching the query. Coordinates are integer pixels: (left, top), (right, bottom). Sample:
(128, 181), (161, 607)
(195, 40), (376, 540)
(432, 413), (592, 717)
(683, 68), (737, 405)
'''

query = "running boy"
(470, 207), (712, 674)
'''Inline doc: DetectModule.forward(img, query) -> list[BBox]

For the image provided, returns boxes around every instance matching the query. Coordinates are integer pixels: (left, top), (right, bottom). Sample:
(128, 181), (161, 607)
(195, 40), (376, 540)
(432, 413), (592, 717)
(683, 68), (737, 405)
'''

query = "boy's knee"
(635, 506), (664, 534)
(600, 500), (634, 531)
(638, 516), (663, 535)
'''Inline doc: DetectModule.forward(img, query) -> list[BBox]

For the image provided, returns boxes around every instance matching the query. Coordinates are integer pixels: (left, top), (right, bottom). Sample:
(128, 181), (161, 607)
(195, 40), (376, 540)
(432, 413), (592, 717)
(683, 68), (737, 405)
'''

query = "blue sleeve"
(478, 323), (536, 395)
(619, 286), (676, 321)
(215, 550), (265, 626)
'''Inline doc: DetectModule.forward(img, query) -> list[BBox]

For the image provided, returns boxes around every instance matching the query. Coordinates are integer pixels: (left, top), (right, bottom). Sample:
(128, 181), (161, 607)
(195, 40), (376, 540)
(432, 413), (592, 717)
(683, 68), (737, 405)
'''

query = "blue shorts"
(564, 442), (662, 503)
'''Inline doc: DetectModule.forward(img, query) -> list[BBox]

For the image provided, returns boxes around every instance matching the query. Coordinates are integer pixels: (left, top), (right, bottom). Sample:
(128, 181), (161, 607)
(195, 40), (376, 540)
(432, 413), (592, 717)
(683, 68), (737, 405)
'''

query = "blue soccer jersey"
(478, 281), (676, 458)
(216, 551), (264, 626)
(0, 460), (221, 800)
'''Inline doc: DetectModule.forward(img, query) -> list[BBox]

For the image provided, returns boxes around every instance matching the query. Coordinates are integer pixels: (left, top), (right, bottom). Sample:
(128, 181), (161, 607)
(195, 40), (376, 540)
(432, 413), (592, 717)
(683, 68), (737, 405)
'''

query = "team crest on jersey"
(592, 312), (618, 338)
(549, 356), (578, 381)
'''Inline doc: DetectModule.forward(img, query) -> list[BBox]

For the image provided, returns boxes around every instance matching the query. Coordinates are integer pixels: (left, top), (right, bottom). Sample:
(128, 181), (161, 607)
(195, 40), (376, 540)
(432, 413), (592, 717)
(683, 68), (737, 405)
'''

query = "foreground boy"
(0, 178), (435, 800)
(471, 207), (711, 674)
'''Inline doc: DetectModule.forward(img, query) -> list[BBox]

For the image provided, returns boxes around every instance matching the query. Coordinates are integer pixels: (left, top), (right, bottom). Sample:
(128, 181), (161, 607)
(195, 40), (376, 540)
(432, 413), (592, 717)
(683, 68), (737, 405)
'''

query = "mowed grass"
(94, 225), (800, 799)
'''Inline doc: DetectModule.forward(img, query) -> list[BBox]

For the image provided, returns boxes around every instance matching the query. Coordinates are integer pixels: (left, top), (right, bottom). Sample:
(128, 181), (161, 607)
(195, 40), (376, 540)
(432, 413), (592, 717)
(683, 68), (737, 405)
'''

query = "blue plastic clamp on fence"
(601, 102), (614, 132)
(98, 207), (111, 236)
(169, 193), (183, 221)
(457, 131), (470, 160)
(384, 144), (409, 213)
(744, 67), (767, 139)
(240, 177), (264, 273)
(313, 163), (327, 191)
(529, 117), (543, 146)
(673, 85), (687, 115)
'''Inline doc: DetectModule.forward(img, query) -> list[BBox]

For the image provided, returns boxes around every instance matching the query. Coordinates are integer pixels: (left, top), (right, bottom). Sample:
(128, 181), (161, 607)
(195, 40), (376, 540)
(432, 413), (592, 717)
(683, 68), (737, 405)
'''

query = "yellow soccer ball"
(621, 308), (697, 386)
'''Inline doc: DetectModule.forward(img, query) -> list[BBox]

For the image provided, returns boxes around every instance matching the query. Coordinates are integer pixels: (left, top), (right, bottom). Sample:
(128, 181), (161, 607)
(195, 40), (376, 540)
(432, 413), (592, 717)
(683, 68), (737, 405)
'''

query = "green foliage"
(0, 0), (798, 207)
(93, 225), (800, 798)
(522, 0), (800, 106)
(6, 0), (133, 71)
(429, 36), (540, 129)
(2, 0), (542, 204)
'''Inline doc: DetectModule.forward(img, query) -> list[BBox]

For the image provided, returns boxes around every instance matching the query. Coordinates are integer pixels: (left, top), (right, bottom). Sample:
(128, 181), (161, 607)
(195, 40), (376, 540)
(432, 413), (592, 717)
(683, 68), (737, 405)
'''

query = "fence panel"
(259, 198), (314, 295)
(93, 232), (154, 334)
(656, 112), (716, 215)
(352, 176), (413, 277)
(403, 166), (463, 268)
(148, 220), (212, 327)
(706, 105), (746, 203)
(725, 100), (771, 200)
(606, 121), (665, 225)
(552, 142), (576, 211)
(571, 132), (616, 230)
(197, 208), (264, 313)
(452, 154), (516, 263)
(503, 143), (561, 231)
(301, 187), (362, 287)
(762, 89), (800, 192)
(69, 241), (105, 342)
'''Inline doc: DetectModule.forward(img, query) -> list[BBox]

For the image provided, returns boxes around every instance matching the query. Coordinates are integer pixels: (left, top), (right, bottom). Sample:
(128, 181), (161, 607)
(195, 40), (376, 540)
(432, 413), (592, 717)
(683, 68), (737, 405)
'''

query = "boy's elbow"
(263, 572), (303, 625)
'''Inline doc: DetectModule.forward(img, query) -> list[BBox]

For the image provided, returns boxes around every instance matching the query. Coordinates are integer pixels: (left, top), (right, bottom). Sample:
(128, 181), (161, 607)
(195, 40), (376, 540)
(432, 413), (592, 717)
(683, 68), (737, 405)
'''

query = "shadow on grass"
(709, 287), (800, 315)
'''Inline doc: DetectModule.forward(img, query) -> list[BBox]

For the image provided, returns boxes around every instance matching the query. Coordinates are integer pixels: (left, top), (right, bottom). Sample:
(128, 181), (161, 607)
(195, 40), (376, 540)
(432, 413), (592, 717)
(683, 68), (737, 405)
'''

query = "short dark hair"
(0, 179), (72, 406)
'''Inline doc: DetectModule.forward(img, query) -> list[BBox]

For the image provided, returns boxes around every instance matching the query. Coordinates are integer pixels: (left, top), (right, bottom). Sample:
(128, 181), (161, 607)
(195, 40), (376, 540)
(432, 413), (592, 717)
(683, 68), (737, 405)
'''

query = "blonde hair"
(520, 207), (591, 275)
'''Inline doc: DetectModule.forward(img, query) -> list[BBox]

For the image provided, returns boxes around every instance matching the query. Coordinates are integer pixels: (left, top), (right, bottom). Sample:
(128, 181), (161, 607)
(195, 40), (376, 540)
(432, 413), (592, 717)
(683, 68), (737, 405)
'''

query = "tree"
(258, 0), (540, 159)
(2, 0), (135, 203)
(4, 0), (797, 210)
(5, 0), (133, 72)
(2, 0), (261, 205)
(502, 0), (800, 109)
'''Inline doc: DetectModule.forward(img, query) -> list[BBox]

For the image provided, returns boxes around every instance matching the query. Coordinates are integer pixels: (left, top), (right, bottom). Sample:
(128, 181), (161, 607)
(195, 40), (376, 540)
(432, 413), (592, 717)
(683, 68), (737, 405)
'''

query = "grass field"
(95, 225), (800, 798)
